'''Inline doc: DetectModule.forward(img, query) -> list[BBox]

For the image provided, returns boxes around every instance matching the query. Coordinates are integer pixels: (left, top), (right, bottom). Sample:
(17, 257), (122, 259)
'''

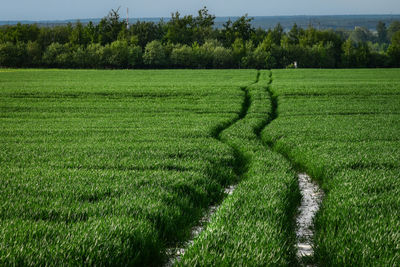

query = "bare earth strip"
(296, 173), (324, 264)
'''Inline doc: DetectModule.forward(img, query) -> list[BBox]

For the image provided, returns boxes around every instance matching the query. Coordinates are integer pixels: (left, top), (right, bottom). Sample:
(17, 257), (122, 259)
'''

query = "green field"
(264, 69), (400, 265)
(1, 69), (400, 266)
(180, 71), (300, 265)
(0, 69), (256, 265)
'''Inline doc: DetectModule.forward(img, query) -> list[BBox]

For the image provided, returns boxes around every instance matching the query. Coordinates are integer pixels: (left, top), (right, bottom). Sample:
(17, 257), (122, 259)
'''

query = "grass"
(2, 68), (400, 266)
(179, 71), (300, 266)
(0, 69), (256, 265)
(263, 69), (400, 266)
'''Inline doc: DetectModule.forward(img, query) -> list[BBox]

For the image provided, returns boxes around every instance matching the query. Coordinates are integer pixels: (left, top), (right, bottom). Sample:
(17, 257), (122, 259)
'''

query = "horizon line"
(1, 13), (400, 23)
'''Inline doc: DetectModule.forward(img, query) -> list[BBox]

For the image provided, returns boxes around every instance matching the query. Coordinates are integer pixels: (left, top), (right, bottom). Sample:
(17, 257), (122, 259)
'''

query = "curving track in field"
(265, 72), (324, 266)
(165, 71), (260, 266)
(169, 70), (324, 266)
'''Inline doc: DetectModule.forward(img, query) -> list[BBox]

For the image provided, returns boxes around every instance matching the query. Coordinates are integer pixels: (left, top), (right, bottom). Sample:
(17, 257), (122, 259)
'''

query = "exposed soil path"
(264, 73), (324, 266)
(296, 173), (324, 265)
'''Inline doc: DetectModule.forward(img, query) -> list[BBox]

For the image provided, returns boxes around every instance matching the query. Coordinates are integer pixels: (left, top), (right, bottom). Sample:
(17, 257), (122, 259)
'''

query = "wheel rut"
(263, 72), (324, 266)
(167, 70), (323, 266)
(165, 70), (260, 266)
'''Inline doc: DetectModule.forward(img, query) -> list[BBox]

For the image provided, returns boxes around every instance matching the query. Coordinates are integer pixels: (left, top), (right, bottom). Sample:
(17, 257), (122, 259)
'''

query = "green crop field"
(1, 68), (399, 266)
(0, 69), (256, 265)
(180, 71), (300, 266)
(263, 69), (400, 265)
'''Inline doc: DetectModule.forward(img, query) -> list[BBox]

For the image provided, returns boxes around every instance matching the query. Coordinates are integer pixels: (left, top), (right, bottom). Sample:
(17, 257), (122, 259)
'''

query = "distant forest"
(1, 7), (400, 69)
(2, 14), (400, 31)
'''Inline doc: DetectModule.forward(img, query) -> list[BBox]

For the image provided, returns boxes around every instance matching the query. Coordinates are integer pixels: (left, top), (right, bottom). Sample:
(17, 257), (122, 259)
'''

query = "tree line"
(1, 7), (400, 69)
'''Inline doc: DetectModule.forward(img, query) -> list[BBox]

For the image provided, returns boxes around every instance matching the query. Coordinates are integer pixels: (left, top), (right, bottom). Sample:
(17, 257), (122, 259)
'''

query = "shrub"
(42, 42), (69, 67)
(212, 46), (233, 68)
(170, 44), (194, 68)
(104, 40), (142, 68)
(71, 46), (89, 68)
(26, 41), (42, 67)
(192, 40), (219, 68)
(0, 42), (27, 67)
(388, 31), (400, 67)
(85, 43), (104, 68)
(143, 40), (167, 68)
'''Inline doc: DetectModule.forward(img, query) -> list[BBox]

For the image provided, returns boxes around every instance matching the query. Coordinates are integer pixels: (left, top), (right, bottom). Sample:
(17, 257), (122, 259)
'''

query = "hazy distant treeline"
(1, 7), (400, 69)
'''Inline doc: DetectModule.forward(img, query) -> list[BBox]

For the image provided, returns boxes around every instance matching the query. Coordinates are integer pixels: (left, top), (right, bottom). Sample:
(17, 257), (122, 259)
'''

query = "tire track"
(165, 70), (260, 266)
(262, 72), (324, 266)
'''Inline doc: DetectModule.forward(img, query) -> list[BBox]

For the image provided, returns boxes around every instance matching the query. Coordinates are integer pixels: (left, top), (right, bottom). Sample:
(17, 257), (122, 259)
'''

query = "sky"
(1, 0), (400, 21)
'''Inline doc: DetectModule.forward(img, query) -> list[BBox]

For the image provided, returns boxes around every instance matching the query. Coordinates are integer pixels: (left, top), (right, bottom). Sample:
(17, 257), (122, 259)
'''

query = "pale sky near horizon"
(1, 0), (400, 21)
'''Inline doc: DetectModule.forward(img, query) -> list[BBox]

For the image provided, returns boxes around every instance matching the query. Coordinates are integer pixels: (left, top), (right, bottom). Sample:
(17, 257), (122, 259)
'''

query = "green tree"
(192, 40), (218, 68)
(249, 43), (268, 69)
(377, 21), (388, 43)
(143, 40), (167, 67)
(341, 38), (357, 67)
(26, 41), (42, 66)
(254, 35), (282, 68)
(388, 20), (400, 40)
(193, 7), (216, 44)
(0, 42), (26, 67)
(250, 27), (267, 46)
(165, 12), (195, 45)
(130, 21), (165, 48)
(221, 15), (254, 47)
(212, 46), (233, 68)
(341, 38), (370, 67)
(71, 46), (89, 68)
(2, 23), (40, 44)
(36, 28), (53, 49)
(42, 42), (68, 67)
(232, 38), (246, 67)
(388, 31), (400, 67)
(265, 51), (278, 69)
(349, 27), (373, 43)
(85, 43), (104, 68)
(84, 21), (98, 44)
(287, 23), (301, 45)
(102, 40), (142, 68)
(355, 42), (371, 67)
(270, 23), (284, 45)
(311, 42), (336, 68)
(54, 24), (72, 44)
(170, 44), (194, 68)
(69, 21), (88, 46)
(98, 8), (125, 45)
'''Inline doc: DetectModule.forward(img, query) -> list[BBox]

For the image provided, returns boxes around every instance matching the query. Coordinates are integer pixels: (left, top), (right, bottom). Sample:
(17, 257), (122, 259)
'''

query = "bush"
(0, 42), (27, 67)
(311, 42), (336, 68)
(250, 46), (268, 69)
(26, 41), (42, 67)
(388, 31), (400, 67)
(264, 51), (277, 69)
(341, 39), (371, 68)
(128, 45), (143, 68)
(85, 43), (104, 68)
(212, 46), (233, 68)
(143, 40), (167, 68)
(192, 40), (219, 68)
(103, 40), (142, 68)
(71, 46), (89, 68)
(42, 42), (71, 68)
(368, 52), (389, 67)
(170, 44), (194, 68)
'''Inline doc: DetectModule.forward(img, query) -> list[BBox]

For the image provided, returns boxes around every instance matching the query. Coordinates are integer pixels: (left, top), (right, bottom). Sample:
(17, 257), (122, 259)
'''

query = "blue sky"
(1, 0), (400, 21)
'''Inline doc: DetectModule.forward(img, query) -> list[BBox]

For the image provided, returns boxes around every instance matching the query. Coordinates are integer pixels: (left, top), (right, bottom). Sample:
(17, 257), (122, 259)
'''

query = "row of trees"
(1, 8), (400, 68)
